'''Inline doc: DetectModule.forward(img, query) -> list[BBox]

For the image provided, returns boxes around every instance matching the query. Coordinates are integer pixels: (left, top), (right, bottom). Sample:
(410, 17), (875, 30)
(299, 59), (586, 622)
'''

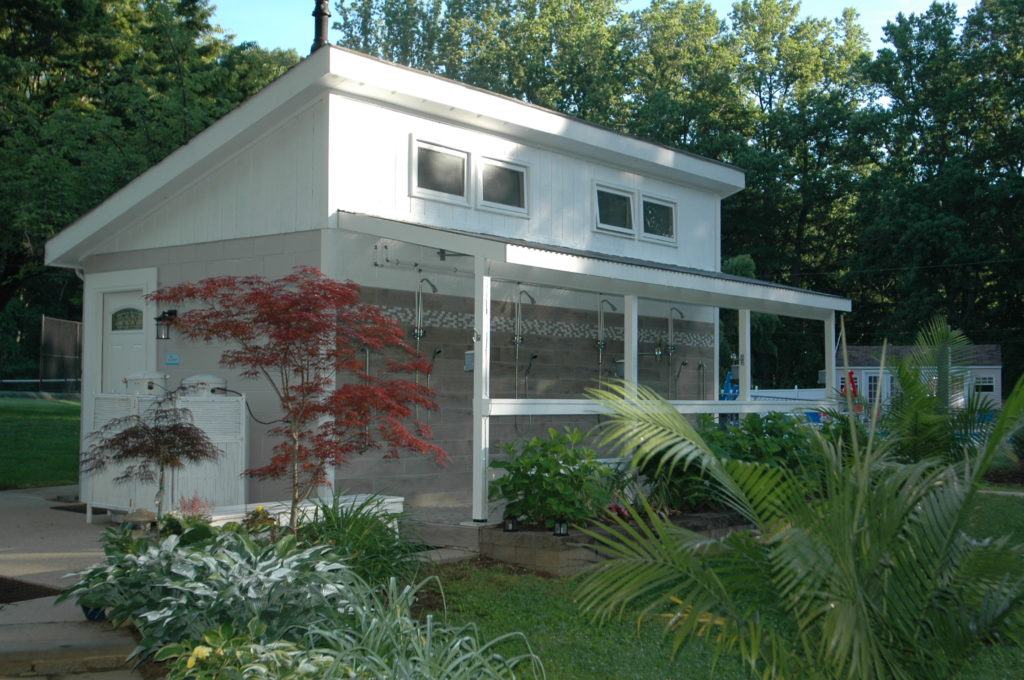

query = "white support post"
(713, 307), (720, 403)
(624, 295), (639, 394)
(738, 309), (751, 402)
(824, 313), (837, 400)
(471, 256), (492, 523)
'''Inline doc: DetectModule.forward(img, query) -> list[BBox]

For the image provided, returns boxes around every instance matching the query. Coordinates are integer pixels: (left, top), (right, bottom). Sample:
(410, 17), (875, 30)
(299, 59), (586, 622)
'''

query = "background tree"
(150, 267), (447, 530)
(16, 0), (1023, 392)
(849, 0), (1024, 386)
(0, 0), (298, 378)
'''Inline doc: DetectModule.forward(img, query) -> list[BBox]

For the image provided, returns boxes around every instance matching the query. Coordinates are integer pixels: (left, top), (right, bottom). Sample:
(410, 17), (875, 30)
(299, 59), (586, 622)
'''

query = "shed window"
(415, 143), (467, 198)
(642, 198), (675, 239)
(867, 374), (879, 403)
(596, 188), (633, 232)
(481, 161), (526, 210)
(975, 376), (995, 393)
(111, 308), (143, 331)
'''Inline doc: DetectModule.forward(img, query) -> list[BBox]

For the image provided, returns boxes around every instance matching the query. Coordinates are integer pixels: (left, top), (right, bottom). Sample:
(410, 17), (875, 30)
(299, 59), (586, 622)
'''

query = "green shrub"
(638, 413), (819, 513)
(490, 427), (613, 528)
(299, 494), (422, 585)
(697, 412), (816, 468)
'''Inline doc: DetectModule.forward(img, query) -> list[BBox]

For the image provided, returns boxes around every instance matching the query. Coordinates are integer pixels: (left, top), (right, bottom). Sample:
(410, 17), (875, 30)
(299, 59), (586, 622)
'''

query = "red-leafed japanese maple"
(148, 266), (447, 530)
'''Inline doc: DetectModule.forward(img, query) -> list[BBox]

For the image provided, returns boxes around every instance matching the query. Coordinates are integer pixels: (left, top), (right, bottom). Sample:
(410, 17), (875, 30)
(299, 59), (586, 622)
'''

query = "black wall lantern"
(553, 518), (569, 537)
(155, 310), (177, 340)
(503, 515), (519, 532)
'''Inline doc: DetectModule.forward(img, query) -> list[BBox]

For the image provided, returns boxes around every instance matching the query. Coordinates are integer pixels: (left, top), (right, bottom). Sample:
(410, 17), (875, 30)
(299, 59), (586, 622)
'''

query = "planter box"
(479, 527), (602, 577)
(479, 511), (751, 577)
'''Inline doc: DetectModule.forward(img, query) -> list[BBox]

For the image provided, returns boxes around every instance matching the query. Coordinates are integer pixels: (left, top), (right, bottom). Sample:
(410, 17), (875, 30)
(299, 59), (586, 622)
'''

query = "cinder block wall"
(342, 287), (714, 508)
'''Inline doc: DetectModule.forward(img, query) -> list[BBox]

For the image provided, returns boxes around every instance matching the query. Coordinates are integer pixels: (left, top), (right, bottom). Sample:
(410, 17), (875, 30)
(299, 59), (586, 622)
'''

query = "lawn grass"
(424, 492), (1024, 680)
(424, 559), (750, 680)
(0, 397), (81, 489)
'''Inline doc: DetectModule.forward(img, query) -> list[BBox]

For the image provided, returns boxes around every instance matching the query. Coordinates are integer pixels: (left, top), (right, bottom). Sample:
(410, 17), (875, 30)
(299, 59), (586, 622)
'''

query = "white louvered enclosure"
(85, 393), (247, 521)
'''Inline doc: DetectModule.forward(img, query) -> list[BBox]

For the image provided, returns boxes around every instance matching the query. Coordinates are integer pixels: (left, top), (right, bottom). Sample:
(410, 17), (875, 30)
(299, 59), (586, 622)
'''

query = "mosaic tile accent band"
(379, 305), (715, 348)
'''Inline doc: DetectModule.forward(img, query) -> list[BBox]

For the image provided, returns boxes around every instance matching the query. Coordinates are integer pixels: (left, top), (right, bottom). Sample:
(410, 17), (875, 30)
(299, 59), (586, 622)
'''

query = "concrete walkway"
(0, 486), (142, 679)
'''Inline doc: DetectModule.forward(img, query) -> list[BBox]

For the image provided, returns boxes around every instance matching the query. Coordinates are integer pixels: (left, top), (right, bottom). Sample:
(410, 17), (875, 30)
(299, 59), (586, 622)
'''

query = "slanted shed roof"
(46, 46), (745, 269)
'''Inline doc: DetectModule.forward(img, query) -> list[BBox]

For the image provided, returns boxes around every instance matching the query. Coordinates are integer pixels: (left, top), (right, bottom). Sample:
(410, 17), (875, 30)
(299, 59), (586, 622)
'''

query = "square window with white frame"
(595, 186), (633, 233)
(412, 140), (469, 203)
(974, 375), (995, 393)
(642, 196), (675, 240)
(480, 158), (528, 214)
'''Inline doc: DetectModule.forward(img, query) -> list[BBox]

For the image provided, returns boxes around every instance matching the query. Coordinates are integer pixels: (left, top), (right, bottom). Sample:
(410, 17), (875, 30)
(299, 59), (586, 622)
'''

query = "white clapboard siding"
(86, 394), (247, 514)
(329, 95), (721, 271)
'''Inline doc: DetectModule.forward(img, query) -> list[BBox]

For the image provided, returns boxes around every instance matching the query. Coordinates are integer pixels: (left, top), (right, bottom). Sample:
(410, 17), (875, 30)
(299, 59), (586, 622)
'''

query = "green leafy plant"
(577, 374), (1024, 680)
(240, 504), (282, 541)
(156, 621), (325, 680)
(490, 427), (613, 528)
(299, 493), (422, 586)
(640, 413), (819, 513)
(697, 412), (817, 469)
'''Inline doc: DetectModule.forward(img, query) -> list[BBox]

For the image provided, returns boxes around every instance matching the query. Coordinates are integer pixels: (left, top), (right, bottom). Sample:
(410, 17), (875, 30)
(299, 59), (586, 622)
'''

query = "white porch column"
(623, 295), (639, 392)
(471, 256), (492, 522)
(824, 313), (837, 399)
(738, 309), (751, 401)
(712, 307), (720, 402)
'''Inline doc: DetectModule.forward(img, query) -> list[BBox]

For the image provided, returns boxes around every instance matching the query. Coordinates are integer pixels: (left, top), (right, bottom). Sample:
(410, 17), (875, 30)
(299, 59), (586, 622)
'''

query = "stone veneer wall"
(335, 286), (715, 509)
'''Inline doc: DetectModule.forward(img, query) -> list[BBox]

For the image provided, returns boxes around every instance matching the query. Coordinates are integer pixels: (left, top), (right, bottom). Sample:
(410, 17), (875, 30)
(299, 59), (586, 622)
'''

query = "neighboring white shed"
(46, 46), (851, 520)
(833, 345), (1003, 407)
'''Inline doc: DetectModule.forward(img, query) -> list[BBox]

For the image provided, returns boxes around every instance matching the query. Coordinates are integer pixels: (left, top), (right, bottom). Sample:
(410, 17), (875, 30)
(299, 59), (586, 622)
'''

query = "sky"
(209, 0), (971, 57)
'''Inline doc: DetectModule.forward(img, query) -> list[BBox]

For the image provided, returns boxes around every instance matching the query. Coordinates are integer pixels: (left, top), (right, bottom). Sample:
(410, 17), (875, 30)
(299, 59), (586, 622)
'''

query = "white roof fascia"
(323, 49), (744, 197)
(500, 244), (850, 320)
(46, 50), (336, 269)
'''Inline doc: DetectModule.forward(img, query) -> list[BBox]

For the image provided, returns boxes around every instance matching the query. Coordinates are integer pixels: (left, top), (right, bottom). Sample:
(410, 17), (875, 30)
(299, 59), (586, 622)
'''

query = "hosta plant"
(62, 532), (357, 660)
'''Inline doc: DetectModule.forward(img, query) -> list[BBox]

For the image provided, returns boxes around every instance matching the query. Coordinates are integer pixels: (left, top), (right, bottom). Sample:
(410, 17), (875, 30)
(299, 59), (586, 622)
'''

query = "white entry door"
(101, 291), (147, 393)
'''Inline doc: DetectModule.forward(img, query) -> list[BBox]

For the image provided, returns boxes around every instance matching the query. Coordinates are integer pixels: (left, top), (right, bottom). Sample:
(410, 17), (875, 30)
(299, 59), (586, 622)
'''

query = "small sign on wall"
(164, 353), (181, 366)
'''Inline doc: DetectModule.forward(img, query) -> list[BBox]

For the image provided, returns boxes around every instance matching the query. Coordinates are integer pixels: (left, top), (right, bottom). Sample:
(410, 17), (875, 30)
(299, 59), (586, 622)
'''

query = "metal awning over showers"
(332, 211), (850, 522)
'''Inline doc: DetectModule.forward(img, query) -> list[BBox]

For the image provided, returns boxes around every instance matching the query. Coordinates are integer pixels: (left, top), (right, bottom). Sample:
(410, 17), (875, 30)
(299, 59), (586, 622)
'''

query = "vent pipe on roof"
(311, 0), (331, 55)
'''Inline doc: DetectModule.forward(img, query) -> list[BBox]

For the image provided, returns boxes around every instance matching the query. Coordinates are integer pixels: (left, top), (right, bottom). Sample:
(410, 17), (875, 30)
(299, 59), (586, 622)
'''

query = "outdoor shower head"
(419, 278), (438, 294)
(519, 289), (536, 304)
(670, 307), (685, 319)
(601, 298), (617, 311)
(525, 352), (540, 376)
